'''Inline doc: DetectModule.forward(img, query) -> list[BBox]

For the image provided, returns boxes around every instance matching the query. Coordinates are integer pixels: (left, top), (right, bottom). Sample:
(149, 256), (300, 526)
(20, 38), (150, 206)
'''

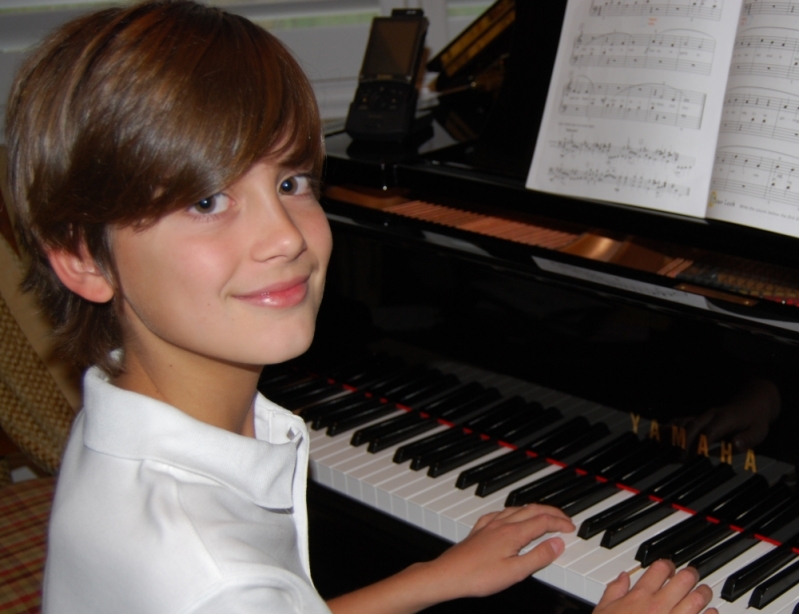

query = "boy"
(5, 1), (716, 613)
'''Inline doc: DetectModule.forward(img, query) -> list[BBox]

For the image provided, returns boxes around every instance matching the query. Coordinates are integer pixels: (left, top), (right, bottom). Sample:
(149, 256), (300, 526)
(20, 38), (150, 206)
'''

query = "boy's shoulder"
(45, 369), (323, 614)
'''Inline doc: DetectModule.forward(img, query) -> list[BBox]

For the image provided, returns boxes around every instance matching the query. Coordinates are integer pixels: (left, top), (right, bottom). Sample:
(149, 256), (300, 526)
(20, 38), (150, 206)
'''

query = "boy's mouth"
(233, 276), (309, 308)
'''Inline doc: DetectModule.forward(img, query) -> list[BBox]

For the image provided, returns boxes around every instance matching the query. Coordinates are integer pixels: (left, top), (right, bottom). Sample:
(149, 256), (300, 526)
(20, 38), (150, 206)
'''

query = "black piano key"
(498, 408), (571, 448)
(635, 475), (769, 566)
(456, 448), (536, 489)
(504, 462), (579, 506)
(502, 419), (615, 506)
(428, 440), (503, 477)
(269, 378), (331, 405)
(257, 366), (303, 389)
(367, 419), (441, 453)
(721, 534), (799, 602)
(394, 428), (466, 464)
(437, 392), (513, 424)
(351, 412), (424, 446)
(325, 401), (399, 436)
(259, 371), (315, 394)
(354, 364), (425, 397)
(537, 475), (605, 509)
(688, 496), (799, 579)
(463, 397), (529, 432)
(601, 462), (735, 549)
(416, 384), (491, 415)
(749, 558), (799, 609)
(312, 395), (383, 429)
(525, 416), (591, 454)
(301, 389), (372, 421)
(349, 385), (487, 447)
(549, 422), (611, 460)
(579, 432), (642, 474)
(560, 444), (677, 517)
(372, 367), (441, 399)
(330, 354), (404, 386)
(410, 433), (483, 470)
(512, 423), (615, 505)
(578, 456), (710, 539)
(477, 456), (548, 497)
(479, 402), (545, 437)
(459, 427), (632, 495)
(283, 385), (353, 412)
(668, 524), (740, 569)
(398, 374), (461, 407)
(294, 387), (357, 415)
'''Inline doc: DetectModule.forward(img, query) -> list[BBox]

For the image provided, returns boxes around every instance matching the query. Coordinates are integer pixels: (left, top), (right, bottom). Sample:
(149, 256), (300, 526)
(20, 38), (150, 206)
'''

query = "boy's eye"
(191, 193), (230, 215)
(279, 175), (312, 196)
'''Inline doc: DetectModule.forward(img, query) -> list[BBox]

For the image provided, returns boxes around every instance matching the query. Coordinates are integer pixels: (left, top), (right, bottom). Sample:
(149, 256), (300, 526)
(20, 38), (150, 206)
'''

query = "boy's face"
(110, 159), (332, 369)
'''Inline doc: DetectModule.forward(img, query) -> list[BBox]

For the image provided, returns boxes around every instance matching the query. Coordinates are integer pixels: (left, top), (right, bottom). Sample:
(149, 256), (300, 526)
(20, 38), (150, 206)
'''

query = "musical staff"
(719, 87), (799, 145)
(744, 1), (799, 16)
(571, 31), (716, 75)
(551, 139), (696, 174)
(589, 0), (723, 21)
(548, 167), (692, 198)
(730, 30), (799, 81)
(712, 148), (799, 207)
(560, 78), (706, 129)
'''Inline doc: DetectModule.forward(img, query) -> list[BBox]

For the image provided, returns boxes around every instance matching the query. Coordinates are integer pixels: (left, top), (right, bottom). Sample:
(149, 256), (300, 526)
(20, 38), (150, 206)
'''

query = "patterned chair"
(0, 159), (81, 613)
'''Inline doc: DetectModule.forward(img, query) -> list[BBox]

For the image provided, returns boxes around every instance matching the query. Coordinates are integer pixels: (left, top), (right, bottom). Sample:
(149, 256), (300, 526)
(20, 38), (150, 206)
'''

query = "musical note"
(551, 139), (696, 174)
(712, 148), (799, 207)
(744, 1), (799, 16)
(571, 31), (716, 75)
(730, 29), (799, 81)
(548, 167), (692, 198)
(560, 78), (706, 129)
(590, 0), (723, 21)
(719, 87), (799, 145)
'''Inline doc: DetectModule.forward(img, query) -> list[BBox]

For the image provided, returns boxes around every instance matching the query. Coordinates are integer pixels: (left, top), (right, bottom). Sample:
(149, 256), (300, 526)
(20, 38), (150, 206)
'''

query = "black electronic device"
(344, 10), (428, 142)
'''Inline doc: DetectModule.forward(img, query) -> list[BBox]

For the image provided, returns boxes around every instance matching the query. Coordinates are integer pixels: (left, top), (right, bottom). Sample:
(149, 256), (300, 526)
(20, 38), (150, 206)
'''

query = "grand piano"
(259, 2), (799, 612)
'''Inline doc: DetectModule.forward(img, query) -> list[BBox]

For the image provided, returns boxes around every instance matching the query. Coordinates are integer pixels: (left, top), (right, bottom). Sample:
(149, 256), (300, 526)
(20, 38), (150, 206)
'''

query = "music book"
(526, 0), (799, 239)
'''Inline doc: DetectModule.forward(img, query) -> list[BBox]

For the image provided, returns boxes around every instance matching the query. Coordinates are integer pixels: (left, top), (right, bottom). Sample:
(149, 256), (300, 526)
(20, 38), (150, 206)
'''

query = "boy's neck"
(113, 345), (262, 437)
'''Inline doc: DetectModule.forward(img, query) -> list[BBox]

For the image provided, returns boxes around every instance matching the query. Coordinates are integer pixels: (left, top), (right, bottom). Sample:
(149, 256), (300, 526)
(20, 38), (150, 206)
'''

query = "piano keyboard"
(258, 354), (799, 612)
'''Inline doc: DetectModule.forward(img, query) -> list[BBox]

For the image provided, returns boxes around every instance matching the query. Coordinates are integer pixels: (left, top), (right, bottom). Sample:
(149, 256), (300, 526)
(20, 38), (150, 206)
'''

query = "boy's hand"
(426, 504), (575, 600)
(328, 504), (574, 614)
(594, 560), (717, 614)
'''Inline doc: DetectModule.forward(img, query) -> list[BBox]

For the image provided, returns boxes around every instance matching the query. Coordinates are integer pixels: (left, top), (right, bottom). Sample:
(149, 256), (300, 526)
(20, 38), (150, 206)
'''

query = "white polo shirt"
(42, 366), (331, 614)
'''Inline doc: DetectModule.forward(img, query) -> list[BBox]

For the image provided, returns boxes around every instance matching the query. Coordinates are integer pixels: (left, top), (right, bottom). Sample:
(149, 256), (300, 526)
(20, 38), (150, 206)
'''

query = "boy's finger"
(631, 559), (676, 594)
(511, 503), (573, 523)
(595, 571), (631, 610)
(669, 583), (713, 614)
(514, 536), (565, 574)
(651, 568), (704, 611)
(516, 514), (576, 548)
(471, 511), (501, 532)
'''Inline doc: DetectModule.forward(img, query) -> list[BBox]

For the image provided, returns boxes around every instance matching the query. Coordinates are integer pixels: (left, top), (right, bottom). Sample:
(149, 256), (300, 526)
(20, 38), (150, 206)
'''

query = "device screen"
(361, 19), (424, 80)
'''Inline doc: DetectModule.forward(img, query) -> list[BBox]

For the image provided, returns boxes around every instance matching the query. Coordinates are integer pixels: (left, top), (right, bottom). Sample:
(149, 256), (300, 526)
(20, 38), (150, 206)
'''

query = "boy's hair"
(6, 0), (322, 376)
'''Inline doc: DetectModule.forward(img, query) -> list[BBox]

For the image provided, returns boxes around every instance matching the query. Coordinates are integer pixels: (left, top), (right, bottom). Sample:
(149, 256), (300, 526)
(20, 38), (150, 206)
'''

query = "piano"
(262, 2), (799, 612)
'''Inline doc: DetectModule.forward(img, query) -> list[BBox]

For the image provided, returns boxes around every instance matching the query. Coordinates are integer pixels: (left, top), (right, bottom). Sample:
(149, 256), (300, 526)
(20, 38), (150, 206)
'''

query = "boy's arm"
(326, 504), (573, 614)
(326, 506), (716, 614)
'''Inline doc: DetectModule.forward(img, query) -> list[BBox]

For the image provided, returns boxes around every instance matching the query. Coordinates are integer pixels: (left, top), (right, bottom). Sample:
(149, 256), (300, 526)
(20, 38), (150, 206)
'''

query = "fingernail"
(549, 537), (565, 557)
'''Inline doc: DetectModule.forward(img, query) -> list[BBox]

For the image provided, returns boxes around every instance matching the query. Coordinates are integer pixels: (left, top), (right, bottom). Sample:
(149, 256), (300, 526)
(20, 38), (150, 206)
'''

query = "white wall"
(0, 0), (491, 130)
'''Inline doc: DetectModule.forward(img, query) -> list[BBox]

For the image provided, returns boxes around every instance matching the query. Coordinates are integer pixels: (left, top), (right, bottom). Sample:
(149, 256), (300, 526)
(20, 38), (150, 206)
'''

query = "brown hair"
(6, 0), (323, 375)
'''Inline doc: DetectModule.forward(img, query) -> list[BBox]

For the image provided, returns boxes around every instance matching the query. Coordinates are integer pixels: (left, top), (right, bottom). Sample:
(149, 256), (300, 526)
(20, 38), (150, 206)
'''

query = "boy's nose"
(249, 198), (306, 263)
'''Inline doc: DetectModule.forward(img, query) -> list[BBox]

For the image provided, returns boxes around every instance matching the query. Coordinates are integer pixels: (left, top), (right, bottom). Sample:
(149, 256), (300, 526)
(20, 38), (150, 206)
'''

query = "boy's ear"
(47, 247), (114, 303)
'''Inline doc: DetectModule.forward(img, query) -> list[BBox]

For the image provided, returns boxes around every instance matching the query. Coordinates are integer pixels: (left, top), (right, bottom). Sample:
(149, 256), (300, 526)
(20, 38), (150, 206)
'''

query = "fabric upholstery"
(0, 478), (56, 614)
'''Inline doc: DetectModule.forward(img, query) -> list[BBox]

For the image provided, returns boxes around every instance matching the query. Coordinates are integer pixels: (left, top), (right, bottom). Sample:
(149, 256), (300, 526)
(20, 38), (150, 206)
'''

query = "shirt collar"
(81, 366), (306, 510)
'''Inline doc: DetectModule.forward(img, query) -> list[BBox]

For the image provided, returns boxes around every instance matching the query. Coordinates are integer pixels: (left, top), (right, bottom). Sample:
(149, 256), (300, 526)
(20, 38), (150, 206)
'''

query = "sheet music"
(706, 1), (799, 236)
(527, 0), (743, 217)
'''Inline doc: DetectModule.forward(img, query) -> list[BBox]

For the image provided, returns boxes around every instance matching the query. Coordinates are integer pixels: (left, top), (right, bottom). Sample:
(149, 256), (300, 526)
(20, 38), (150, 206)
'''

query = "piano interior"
(262, 2), (799, 612)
